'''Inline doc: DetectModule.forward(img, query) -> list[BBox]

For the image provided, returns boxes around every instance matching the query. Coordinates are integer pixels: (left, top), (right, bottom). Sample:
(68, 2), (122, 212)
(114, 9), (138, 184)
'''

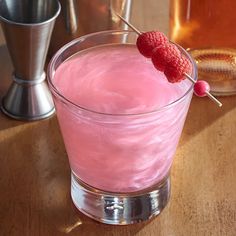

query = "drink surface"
(53, 44), (192, 192)
(54, 44), (190, 114)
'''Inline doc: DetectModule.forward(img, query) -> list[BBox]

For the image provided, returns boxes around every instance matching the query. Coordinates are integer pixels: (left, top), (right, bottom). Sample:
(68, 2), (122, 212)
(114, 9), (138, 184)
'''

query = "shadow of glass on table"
(180, 94), (236, 148)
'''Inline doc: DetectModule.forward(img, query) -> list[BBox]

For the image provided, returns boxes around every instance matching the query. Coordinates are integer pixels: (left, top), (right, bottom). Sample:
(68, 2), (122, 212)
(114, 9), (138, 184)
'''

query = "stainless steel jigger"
(0, 0), (61, 120)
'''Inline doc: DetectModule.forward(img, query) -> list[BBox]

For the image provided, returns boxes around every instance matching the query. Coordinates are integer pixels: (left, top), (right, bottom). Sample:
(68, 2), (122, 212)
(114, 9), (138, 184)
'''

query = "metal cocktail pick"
(116, 13), (222, 107)
(0, 0), (61, 120)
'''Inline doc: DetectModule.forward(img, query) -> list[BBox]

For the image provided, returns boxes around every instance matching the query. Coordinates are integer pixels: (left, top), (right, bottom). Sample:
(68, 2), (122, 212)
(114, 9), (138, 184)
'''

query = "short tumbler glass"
(47, 30), (197, 225)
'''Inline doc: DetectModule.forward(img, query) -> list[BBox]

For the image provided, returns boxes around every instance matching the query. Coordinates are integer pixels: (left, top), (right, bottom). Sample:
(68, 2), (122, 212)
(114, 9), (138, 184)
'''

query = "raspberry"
(164, 56), (192, 83)
(151, 43), (181, 72)
(136, 31), (168, 58)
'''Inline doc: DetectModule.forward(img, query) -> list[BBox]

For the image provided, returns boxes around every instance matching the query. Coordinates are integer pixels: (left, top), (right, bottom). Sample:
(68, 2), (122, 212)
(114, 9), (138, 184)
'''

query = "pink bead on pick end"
(194, 80), (210, 97)
(192, 79), (222, 107)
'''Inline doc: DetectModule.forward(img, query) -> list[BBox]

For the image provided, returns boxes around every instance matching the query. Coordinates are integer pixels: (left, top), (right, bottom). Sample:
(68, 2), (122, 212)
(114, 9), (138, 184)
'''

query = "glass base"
(71, 173), (170, 225)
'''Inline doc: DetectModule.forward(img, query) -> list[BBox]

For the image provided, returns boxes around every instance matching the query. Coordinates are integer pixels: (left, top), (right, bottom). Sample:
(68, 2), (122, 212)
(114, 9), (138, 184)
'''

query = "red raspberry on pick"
(136, 31), (168, 58)
(151, 43), (181, 72)
(164, 56), (192, 83)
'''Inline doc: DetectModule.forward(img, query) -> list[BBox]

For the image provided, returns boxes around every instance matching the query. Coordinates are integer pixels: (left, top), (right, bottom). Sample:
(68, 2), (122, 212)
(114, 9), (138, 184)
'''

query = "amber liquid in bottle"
(169, 0), (236, 95)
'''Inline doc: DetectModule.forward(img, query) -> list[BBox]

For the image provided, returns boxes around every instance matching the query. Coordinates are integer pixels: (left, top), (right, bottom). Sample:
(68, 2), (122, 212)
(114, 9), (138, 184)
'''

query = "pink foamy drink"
(52, 44), (193, 193)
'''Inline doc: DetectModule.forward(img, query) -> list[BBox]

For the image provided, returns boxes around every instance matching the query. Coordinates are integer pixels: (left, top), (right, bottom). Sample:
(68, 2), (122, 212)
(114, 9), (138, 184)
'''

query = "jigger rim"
(0, 0), (61, 27)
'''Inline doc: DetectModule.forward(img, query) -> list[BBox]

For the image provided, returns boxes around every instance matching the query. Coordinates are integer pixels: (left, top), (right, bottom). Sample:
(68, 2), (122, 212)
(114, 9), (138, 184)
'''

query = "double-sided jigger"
(0, 0), (61, 120)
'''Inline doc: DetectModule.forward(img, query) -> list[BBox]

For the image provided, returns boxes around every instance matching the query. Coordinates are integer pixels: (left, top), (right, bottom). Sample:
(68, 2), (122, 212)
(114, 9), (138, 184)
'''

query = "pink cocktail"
(47, 30), (197, 224)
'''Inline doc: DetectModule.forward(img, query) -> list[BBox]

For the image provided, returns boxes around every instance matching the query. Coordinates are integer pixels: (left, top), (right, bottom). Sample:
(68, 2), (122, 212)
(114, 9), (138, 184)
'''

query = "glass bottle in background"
(169, 0), (236, 96)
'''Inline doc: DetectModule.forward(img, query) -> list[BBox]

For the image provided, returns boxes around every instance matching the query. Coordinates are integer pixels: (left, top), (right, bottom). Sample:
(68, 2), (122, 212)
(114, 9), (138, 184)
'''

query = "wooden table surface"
(0, 1), (236, 236)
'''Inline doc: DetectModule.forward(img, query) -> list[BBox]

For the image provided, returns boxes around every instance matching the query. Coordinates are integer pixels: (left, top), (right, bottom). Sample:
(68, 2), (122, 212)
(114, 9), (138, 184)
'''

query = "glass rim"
(47, 29), (197, 117)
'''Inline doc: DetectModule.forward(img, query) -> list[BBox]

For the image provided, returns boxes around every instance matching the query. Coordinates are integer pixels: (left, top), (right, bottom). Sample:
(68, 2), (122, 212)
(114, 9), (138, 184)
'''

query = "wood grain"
(0, 1), (236, 235)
